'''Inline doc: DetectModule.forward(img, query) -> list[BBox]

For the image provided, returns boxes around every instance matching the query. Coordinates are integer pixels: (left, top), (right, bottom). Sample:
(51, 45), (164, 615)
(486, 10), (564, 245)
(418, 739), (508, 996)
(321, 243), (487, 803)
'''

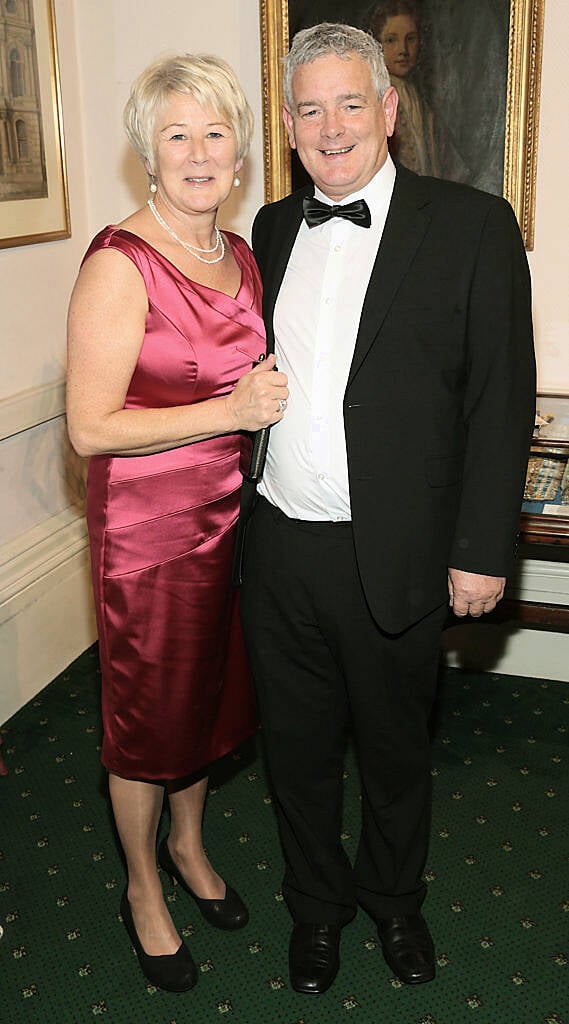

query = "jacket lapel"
(262, 191), (308, 355)
(347, 166), (433, 386)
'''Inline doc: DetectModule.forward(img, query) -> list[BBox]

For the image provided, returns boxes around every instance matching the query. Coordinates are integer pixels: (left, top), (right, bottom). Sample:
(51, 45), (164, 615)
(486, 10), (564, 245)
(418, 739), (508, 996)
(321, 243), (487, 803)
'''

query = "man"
(240, 22), (535, 995)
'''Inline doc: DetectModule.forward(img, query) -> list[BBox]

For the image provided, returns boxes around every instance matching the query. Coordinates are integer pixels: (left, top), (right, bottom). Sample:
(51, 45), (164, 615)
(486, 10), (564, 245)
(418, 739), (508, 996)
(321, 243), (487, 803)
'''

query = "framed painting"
(0, 0), (70, 248)
(259, 0), (544, 248)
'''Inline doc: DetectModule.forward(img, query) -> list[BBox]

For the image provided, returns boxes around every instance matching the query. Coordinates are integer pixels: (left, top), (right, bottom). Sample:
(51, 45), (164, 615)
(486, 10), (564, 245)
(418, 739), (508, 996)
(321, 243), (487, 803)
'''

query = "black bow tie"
(302, 196), (371, 229)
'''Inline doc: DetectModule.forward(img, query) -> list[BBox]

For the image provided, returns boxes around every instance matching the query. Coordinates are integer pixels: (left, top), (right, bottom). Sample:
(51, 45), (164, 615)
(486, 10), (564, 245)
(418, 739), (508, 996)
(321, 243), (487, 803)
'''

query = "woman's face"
(151, 91), (241, 219)
(380, 14), (420, 77)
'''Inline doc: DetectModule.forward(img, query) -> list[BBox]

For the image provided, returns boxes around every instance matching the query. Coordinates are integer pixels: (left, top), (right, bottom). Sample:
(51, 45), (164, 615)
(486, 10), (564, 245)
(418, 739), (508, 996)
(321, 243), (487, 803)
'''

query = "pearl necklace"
(147, 197), (225, 265)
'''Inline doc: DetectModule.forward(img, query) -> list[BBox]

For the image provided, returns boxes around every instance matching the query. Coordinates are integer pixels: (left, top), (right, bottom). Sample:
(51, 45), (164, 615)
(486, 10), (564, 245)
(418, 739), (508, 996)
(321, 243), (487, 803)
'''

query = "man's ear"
(282, 105), (297, 150)
(382, 86), (399, 138)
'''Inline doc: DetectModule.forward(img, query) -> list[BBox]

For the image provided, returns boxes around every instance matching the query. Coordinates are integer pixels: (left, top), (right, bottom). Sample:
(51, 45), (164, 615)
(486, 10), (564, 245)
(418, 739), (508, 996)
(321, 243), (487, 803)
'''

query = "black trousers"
(240, 496), (447, 926)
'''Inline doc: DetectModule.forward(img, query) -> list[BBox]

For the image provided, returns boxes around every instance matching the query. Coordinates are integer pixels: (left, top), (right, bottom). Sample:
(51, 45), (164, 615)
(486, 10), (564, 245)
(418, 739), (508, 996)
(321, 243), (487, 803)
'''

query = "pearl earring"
(233, 174), (241, 188)
(149, 176), (158, 194)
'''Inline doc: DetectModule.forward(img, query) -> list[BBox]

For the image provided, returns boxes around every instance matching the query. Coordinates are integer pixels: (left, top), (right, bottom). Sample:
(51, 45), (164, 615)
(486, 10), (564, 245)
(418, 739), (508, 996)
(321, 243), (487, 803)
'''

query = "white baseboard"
(0, 506), (97, 725)
(441, 622), (569, 681)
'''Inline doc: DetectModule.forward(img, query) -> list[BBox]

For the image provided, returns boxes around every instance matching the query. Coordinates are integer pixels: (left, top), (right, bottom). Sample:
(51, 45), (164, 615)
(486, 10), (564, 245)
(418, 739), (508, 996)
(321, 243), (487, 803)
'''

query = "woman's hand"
(225, 353), (289, 431)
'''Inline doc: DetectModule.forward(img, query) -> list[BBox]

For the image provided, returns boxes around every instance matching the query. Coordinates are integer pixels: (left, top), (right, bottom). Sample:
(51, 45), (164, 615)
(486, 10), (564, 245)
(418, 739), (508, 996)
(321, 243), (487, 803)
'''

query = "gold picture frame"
(259, 0), (544, 249)
(0, 0), (70, 249)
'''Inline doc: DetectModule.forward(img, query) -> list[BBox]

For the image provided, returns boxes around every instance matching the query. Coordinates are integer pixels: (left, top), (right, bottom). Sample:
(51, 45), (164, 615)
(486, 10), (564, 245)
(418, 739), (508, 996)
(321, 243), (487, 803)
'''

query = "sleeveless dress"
(84, 227), (263, 780)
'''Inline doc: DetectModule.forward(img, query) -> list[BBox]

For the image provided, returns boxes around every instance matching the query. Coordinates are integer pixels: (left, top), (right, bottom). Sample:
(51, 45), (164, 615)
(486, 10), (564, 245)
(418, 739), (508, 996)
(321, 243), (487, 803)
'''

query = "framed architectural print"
(0, 0), (70, 248)
(259, 0), (544, 248)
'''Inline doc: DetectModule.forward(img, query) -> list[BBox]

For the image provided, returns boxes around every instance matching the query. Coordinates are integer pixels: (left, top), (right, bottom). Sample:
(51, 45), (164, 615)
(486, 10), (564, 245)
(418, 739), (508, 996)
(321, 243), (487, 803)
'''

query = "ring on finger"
(277, 398), (287, 414)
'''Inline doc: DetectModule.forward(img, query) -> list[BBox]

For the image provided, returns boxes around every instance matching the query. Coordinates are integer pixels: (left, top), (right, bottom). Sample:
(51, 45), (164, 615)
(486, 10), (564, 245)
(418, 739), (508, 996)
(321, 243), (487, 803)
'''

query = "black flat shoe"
(157, 836), (249, 931)
(289, 922), (341, 994)
(120, 889), (197, 992)
(377, 913), (435, 985)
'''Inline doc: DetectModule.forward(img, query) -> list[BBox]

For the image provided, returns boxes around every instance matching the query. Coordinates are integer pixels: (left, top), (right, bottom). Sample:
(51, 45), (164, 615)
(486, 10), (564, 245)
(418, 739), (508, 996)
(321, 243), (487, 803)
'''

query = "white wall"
(0, 0), (568, 724)
(0, 0), (94, 725)
(74, 0), (263, 242)
(527, 0), (569, 393)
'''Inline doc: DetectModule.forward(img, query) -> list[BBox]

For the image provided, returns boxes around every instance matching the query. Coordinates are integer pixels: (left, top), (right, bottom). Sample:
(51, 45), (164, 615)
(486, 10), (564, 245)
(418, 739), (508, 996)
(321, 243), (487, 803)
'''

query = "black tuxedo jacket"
(250, 165), (535, 633)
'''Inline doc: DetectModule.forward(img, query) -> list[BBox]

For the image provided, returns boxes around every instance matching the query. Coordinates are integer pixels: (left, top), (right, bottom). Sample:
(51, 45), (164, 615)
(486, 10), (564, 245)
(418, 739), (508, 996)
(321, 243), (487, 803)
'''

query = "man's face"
(283, 52), (397, 202)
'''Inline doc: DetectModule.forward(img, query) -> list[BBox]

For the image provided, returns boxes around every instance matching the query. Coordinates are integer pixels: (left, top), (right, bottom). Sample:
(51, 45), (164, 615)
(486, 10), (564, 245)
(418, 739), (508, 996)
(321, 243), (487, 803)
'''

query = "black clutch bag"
(231, 427), (269, 586)
(231, 357), (275, 586)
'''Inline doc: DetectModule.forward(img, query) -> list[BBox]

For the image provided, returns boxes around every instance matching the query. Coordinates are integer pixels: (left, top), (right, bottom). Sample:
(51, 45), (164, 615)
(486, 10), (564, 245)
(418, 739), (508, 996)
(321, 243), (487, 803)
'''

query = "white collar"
(313, 154), (396, 216)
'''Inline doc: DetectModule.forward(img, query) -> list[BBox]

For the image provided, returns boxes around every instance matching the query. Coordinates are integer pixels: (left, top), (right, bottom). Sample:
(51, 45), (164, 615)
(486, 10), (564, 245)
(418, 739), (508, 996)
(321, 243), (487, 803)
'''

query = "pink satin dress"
(84, 227), (263, 780)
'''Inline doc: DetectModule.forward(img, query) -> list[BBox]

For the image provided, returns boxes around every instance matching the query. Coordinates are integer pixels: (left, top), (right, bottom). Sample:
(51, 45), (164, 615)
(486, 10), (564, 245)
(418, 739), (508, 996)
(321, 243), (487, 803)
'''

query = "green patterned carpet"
(0, 646), (567, 1024)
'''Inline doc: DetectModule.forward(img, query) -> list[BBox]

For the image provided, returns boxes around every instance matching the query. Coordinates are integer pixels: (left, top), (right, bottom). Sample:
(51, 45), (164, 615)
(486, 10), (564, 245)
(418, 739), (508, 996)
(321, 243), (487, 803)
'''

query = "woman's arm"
(66, 248), (287, 458)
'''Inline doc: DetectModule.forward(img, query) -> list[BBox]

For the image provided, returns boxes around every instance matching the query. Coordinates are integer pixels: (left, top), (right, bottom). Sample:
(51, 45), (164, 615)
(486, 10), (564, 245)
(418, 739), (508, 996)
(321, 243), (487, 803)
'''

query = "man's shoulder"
(396, 163), (511, 217)
(254, 186), (310, 224)
(252, 187), (310, 257)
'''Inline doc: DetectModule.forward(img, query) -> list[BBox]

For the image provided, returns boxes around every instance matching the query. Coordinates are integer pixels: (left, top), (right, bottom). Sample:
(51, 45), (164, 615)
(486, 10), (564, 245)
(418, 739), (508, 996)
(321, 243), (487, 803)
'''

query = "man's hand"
(447, 568), (505, 618)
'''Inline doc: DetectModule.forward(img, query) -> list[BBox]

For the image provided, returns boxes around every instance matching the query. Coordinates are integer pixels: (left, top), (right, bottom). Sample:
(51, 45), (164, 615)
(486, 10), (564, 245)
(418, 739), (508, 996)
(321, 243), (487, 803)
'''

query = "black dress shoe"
(377, 913), (435, 984)
(289, 922), (341, 994)
(120, 889), (197, 992)
(158, 836), (249, 931)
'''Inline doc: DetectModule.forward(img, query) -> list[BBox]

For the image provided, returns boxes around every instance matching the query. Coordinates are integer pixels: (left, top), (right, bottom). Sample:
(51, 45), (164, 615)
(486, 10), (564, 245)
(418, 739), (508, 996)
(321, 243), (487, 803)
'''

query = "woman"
(369, 0), (439, 176)
(66, 53), (288, 993)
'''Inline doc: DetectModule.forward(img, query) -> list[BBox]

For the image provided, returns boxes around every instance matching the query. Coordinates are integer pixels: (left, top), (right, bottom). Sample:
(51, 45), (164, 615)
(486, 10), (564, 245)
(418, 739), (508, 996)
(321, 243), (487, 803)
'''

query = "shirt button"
(325, 297), (331, 305)
(334, 244), (341, 253)
(317, 472), (325, 480)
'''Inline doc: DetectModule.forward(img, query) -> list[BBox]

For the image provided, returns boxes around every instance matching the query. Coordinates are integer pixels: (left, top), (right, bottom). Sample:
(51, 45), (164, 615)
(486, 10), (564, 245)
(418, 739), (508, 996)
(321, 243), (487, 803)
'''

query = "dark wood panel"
(520, 512), (569, 546)
(492, 599), (569, 630)
(444, 599), (569, 633)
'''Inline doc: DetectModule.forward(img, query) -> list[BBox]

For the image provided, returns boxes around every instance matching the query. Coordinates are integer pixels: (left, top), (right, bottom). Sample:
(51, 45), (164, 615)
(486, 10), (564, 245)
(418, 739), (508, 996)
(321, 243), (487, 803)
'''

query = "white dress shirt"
(259, 156), (396, 520)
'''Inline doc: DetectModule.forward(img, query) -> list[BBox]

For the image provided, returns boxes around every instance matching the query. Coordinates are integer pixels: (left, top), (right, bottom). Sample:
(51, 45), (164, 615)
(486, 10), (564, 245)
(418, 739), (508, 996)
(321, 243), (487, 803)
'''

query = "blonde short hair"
(124, 53), (254, 169)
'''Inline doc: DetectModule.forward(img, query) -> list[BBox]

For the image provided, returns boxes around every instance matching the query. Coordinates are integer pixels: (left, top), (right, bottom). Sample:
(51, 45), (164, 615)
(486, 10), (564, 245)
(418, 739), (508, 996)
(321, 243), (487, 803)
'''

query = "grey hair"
(123, 53), (254, 171)
(283, 22), (391, 109)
